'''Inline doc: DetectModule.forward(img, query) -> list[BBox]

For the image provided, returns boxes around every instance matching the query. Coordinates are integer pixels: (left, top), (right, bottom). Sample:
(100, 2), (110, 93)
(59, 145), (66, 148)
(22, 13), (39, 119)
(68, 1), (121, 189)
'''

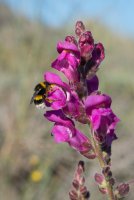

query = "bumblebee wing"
(30, 91), (39, 104)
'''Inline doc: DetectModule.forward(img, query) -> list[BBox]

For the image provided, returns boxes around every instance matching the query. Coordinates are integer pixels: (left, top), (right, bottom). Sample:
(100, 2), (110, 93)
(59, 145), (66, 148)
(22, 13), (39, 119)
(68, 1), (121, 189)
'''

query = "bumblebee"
(30, 82), (51, 109)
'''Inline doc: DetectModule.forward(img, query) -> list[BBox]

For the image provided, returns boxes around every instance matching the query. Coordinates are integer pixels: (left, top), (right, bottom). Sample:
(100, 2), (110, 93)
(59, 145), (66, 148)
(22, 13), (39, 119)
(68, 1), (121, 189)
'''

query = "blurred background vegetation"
(0, 2), (134, 200)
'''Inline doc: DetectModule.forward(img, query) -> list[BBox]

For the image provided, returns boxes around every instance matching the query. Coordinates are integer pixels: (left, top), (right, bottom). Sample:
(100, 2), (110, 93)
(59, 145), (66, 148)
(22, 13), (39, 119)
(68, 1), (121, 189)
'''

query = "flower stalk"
(90, 129), (105, 168)
(91, 130), (115, 200)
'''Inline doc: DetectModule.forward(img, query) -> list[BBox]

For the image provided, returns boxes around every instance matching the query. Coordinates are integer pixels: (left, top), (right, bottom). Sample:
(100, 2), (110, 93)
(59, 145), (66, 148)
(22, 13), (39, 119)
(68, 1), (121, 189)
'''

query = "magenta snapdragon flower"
(90, 108), (120, 154)
(52, 41), (80, 83)
(43, 71), (70, 109)
(44, 110), (93, 153)
(85, 94), (112, 115)
(44, 71), (70, 91)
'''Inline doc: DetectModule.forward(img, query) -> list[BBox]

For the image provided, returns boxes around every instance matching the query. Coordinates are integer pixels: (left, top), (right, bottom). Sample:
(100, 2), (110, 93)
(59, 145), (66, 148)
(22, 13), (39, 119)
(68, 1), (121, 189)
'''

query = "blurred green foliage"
(0, 4), (134, 200)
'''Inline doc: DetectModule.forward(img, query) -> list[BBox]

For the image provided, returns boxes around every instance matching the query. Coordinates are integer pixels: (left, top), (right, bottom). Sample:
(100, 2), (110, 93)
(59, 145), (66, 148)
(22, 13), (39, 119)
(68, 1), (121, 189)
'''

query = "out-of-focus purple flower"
(44, 110), (92, 153)
(52, 41), (80, 82)
(44, 72), (70, 109)
(85, 94), (112, 115)
(78, 31), (94, 60)
(90, 108), (120, 154)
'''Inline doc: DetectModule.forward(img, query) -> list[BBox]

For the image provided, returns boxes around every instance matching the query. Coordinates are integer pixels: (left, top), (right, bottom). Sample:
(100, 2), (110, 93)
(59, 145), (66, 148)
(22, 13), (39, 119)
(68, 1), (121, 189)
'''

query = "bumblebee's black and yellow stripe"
(30, 82), (50, 107)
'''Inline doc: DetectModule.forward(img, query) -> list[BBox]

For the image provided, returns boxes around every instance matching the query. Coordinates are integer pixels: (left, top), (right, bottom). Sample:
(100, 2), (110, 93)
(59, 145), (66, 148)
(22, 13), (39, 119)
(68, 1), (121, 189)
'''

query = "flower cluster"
(39, 21), (119, 159)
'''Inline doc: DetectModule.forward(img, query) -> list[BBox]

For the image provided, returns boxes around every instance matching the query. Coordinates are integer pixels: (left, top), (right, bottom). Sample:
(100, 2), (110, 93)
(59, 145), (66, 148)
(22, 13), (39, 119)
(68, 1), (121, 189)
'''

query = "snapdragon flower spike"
(90, 108), (120, 155)
(69, 161), (90, 200)
(52, 41), (80, 83)
(44, 72), (70, 109)
(44, 110), (94, 155)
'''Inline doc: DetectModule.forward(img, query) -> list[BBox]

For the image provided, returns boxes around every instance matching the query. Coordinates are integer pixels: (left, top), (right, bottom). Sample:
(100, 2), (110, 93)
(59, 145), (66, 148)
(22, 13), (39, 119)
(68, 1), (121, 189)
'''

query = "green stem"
(90, 128), (115, 200)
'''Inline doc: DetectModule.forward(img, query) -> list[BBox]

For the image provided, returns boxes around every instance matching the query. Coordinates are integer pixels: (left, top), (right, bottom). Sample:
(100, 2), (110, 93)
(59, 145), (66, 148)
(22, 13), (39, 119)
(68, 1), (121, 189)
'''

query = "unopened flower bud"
(65, 35), (77, 45)
(80, 186), (90, 199)
(77, 31), (94, 62)
(114, 183), (130, 199)
(102, 166), (112, 179)
(95, 173), (105, 185)
(80, 186), (88, 194)
(78, 160), (85, 170)
(99, 187), (108, 194)
(72, 179), (79, 190)
(75, 28), (82, 37)
(76, 21), (85, 30)
(102, 151), (111, 165)
(83, 191), (90, 199)
(95, 173), (108, 194)
(75, 21), (85, 36)
(109, 178), (115, 186)
(69, 190), (78, 200)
